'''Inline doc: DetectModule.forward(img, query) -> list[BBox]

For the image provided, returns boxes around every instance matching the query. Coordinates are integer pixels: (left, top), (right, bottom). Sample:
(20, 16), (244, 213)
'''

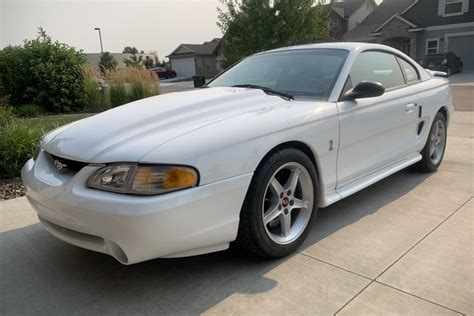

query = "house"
(329, 0), (378, 40)
(86, 52), (159, 69)
(344, 0), (474, 70)
(167, 38), (222, 77)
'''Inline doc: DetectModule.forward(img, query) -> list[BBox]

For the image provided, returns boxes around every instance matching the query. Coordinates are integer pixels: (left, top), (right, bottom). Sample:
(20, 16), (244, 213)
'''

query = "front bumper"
(21, 152), (252, 264)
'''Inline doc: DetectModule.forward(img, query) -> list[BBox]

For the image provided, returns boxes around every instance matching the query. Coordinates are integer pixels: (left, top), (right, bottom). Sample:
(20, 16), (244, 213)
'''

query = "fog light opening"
(108, 242), (128, 264)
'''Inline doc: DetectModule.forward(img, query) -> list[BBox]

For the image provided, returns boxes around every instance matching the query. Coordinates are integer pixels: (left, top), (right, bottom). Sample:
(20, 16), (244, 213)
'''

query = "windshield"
(207, 49), (348, 100)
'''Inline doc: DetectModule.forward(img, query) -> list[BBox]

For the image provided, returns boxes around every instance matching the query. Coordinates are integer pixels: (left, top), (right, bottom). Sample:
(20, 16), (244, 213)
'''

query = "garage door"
(448, 34), (474, 70)
(171, 58), (195, 77)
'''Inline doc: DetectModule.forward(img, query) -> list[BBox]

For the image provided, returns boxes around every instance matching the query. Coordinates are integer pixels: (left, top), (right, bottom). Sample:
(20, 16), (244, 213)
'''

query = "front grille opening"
(49, 154), (88, 173)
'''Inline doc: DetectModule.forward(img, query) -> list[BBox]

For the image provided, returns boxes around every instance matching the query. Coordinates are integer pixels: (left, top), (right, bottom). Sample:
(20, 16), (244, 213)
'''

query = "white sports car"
(22, 43), (452, 264)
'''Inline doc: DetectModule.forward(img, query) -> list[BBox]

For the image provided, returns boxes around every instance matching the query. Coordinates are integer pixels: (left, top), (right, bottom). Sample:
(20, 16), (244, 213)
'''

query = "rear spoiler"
(425, 69), (447, 77)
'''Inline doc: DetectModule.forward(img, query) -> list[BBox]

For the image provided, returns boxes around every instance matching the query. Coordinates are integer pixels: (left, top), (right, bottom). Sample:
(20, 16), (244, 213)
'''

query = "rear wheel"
(415, 112), (447, 172)
(234, 148), (318, 257)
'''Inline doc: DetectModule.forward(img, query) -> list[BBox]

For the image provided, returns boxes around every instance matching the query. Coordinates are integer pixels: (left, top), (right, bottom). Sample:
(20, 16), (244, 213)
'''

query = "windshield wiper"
(232, 84), (294, 100)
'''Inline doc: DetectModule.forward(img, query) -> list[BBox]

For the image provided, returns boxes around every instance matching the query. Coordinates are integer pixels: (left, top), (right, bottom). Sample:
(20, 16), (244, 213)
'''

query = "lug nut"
(284, 209), (289, 215)
(290, 200), (294, 206)
(280, 193), (284, 198)
(278, 204), (282, 210)
(287, 190), (292, 196)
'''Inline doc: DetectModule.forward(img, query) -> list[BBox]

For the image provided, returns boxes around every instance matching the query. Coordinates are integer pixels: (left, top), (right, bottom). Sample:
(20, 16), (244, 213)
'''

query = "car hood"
(43, 87), (288, 162)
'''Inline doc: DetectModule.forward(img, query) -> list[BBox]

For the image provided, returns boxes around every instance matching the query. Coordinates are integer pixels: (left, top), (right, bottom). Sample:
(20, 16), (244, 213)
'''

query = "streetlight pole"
(94, 27), (104, 55)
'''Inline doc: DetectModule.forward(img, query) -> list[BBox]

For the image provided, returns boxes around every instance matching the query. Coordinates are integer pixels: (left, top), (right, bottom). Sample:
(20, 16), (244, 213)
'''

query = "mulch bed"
(0, 178), (25, 200)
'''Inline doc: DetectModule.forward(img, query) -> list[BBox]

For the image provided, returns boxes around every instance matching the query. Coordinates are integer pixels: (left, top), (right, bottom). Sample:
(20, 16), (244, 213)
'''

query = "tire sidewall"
(246, 149), (319, 256)
(422, 113), (447, 171)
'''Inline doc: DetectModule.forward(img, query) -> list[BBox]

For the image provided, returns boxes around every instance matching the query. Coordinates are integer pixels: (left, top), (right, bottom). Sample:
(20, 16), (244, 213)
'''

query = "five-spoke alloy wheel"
(262, 162), (314, 245)
(235, 148), (318, 257)
(416, 112), (447, 172)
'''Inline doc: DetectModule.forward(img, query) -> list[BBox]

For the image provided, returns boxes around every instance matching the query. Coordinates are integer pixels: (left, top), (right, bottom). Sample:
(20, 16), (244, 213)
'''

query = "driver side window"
(344, 51), (406, 93)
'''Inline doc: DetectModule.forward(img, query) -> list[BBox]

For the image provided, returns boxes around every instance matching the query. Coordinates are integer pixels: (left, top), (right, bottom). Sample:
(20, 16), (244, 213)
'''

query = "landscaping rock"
(0, 178), (25, 200)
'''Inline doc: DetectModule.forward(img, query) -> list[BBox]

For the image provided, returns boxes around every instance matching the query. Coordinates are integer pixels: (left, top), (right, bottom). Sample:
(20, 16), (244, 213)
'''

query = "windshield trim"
(205, 48), (350, 100)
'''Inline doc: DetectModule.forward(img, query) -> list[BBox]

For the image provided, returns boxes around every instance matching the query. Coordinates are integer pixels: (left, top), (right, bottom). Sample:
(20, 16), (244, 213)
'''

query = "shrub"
(82, 64), (106, 112)
(13, 104), (45, 118)
(0, 39), (87, 113)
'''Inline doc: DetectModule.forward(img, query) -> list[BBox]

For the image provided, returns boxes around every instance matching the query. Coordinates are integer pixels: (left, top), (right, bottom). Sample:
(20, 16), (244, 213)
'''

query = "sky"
(1, 0), (383, 60)
(1, 0), (224, 59)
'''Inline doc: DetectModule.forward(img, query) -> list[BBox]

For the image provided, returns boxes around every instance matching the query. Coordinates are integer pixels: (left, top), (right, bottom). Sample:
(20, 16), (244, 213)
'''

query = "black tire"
(415, 112), (447, 172)
(171, 72), (177, 78)
(234, 148), (318, 258)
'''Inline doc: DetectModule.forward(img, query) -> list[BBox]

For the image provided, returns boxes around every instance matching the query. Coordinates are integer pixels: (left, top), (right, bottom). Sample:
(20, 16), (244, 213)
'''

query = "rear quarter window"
(397, 58), (420, 83)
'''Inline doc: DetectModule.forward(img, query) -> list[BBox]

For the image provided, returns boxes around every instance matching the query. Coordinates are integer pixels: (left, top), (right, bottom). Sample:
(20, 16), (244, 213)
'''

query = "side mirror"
(341, 81), (385, 101)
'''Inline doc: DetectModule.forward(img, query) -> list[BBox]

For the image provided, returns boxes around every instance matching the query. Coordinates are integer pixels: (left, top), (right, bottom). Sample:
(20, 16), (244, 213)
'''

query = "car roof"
(255, 42), (400, 55)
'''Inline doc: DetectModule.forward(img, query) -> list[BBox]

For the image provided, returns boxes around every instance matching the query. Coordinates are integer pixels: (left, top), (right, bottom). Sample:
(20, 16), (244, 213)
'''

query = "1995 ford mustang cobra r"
(22, 43), (452, 264)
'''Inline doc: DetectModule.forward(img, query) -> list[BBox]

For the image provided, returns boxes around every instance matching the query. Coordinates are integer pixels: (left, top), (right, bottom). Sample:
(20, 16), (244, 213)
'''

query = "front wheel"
(234, 148), (318, 257)
(415, 112), (447, 172)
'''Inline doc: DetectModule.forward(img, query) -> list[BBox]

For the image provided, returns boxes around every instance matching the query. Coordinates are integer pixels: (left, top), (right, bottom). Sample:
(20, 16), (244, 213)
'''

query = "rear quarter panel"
(411, 77), (453, 152)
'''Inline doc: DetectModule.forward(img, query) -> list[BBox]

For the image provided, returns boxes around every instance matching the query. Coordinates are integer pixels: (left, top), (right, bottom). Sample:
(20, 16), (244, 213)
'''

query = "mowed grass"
(19, 113), (91, 130)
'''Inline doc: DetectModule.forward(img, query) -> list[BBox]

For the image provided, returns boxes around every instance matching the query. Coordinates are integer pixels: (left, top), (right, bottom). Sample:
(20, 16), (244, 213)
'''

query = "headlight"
(86, 164), (199, 195)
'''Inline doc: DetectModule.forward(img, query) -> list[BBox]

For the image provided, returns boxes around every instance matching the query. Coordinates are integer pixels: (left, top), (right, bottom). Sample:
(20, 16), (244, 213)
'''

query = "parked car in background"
(22, 43), (452, 264)
(152, 67), (177, 79)
(421, 52), (463, 76)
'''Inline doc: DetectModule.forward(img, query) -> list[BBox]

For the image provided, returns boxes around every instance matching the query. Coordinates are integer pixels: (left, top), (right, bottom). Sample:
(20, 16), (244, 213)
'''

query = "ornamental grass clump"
(81, 64), (106, 112)
(104, 67), (159, 107)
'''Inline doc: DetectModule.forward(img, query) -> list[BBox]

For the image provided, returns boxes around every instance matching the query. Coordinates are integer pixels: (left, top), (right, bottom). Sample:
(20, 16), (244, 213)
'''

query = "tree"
(217, 0), (331, 68)
(122, 46), (138, 54)
(123, 54), (144, 67)
(36, 26), (51, 43)
(143, 55), (155, 69)
(99, 52), (118, 71)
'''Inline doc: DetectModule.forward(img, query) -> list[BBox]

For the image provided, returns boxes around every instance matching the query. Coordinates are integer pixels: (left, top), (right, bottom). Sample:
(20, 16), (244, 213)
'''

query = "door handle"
(405, 103), (417, 113)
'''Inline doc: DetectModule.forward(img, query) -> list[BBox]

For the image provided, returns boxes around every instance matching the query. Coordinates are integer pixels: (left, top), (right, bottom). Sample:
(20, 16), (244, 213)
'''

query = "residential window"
(426, 39), (439, 55)
(440, 0), (467, 17)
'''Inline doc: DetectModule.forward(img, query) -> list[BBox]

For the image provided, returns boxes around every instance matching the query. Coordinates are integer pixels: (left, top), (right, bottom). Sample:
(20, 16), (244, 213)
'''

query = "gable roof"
(168, 38), (221, 57)
(344, 0), (415, 40)
(331, 0), (378, 18)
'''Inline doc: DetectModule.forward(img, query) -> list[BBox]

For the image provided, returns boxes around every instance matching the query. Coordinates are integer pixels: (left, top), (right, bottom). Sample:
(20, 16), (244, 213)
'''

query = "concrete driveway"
(0, 112), (472, 315)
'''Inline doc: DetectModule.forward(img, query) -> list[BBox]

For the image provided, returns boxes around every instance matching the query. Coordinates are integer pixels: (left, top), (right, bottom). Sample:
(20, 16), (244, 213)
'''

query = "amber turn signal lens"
(164, 167), (198, 189)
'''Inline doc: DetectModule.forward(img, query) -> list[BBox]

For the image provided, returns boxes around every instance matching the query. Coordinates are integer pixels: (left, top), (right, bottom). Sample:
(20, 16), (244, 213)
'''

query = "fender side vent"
(417, 121), (424, 135)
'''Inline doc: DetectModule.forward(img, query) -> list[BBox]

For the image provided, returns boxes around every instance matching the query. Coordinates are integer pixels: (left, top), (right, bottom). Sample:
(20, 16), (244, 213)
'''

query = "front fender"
(140, 100), (340, 202)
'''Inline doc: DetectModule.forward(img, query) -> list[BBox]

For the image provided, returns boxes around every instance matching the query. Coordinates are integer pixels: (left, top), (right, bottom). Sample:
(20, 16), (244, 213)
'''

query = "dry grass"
(105, 67), (160, 95)
(104, 67), (160, 107)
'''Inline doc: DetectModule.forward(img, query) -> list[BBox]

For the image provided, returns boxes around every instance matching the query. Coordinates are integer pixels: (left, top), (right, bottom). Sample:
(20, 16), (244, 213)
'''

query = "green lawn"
(19, 113), (91, 130)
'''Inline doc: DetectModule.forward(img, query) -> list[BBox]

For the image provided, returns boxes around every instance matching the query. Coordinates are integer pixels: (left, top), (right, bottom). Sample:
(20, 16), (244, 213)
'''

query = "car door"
(336, 50), (420, 188)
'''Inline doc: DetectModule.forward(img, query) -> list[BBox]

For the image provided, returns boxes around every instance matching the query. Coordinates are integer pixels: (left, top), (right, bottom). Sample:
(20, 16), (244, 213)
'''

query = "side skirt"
(321, 153), (422, 207)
